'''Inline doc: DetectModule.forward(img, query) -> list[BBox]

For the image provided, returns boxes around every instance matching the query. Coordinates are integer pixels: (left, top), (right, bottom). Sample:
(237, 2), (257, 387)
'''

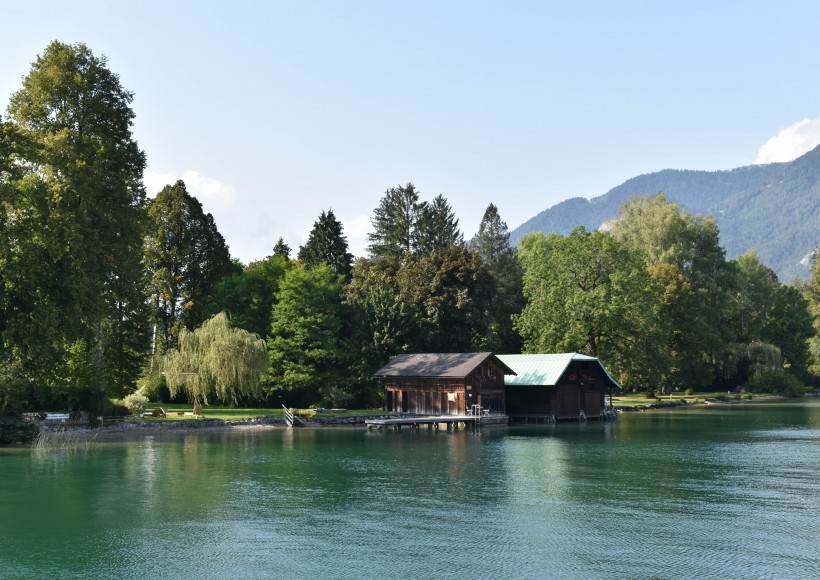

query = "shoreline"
(614, 394), (789, 412)
(25, 395), (796, 442)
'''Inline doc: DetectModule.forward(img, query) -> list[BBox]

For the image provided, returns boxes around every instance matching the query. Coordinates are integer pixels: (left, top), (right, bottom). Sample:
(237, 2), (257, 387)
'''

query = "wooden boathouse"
(497, 353), (621, 421)
(374, 352), (515, 417)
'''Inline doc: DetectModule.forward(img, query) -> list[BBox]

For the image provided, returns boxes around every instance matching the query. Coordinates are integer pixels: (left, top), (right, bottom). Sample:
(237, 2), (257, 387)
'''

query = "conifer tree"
(145, 180), (237, 351)
(470, 203), (524, 353)
(297, 209), (354, 280)
(413, 194), (464, 253)
(272, 237), (292, 260)
(367, 182), (420, 260)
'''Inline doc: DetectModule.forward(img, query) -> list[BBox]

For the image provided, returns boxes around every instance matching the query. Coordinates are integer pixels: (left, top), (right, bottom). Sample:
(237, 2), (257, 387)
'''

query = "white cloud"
(143, 170), (238, 211)
(143, 170), (176, 198)
(755, 117), (820, 164)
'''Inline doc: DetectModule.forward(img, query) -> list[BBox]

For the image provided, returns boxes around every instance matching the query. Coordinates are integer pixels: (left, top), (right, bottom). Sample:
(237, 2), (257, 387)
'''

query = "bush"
(684, 388), (695, 396)
(108, 400), (130, 417)
(0, 417), (38, 444)
(747, 368), (804, 397)
(136, 371), (166, 402)
(318, 386), (354, 409)
(0, 360), (33, 417)
(122, 392), (149, 415)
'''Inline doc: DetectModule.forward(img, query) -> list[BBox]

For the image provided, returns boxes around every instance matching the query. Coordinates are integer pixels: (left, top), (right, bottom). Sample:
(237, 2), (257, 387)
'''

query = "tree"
(272, 237), (292, 260)
(515, 228), (666, 388)
(611, 194), (733, 387)
(469, 203), (525, 353)
(367, 182), (421, 260)
(344, 257), (413, 404)
(729, 250), (779, 343)
(205, 254), (291, 338)
(297, 209), (354, 279)
(144, 180), (237, 352)
(396, 245), (494, 353)
(413, 194), (464, 253)
(267, 263), (346, 405)
(164, 312), (267, 405)
(3, 41), (148, 397)
(800, 248), (820, 376)
(761, 285), (814, 381)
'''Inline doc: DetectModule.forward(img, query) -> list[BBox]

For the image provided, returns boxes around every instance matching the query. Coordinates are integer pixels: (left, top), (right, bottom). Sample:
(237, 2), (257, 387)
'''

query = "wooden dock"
(365, 415), (508, 431)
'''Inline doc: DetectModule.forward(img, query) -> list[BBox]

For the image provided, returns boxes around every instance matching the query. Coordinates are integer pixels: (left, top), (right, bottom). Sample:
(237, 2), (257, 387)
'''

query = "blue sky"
(3, 1), (819, 262)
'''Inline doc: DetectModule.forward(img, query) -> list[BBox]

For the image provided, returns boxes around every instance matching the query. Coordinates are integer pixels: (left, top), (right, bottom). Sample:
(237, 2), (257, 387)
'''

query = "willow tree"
(164, 312), (267, 405)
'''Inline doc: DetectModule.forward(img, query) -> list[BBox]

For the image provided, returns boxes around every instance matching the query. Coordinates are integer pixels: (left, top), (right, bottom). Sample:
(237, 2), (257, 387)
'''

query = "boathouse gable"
(374, 353), (515, 416)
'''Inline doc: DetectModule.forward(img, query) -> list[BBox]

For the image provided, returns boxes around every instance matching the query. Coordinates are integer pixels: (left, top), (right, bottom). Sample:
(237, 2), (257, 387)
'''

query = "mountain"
(510, 146), (820, 281)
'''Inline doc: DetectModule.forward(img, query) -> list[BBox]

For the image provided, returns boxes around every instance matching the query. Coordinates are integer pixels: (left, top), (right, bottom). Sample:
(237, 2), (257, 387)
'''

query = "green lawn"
(610, 391), (755, 408)
(141, 403), (383, 421)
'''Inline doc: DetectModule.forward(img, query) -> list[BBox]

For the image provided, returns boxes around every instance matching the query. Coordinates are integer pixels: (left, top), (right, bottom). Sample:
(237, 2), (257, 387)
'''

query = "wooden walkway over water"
(365, 415), (508, 431)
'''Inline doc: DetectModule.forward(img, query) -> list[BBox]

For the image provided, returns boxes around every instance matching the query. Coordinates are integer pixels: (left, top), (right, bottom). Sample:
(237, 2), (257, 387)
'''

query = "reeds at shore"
(32, 429), (100, 454)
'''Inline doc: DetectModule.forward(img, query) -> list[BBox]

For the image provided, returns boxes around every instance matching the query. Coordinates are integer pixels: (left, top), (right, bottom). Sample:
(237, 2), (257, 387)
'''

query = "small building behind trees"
(497, 353), (621, 421)
(374, 353), (515, 416)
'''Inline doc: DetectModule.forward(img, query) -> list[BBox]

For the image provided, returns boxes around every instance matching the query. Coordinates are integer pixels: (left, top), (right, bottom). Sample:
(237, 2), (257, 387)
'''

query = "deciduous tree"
(267, 264), (346, 405)
(611, 194), (733, 387)
(515, 228), (666, 388)
(396, 245), (493, 353)
(205, 254), (291, 338)
(3, 41), (148, 397)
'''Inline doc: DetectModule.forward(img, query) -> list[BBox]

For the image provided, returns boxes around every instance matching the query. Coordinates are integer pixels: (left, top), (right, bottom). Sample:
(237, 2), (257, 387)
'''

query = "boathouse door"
(584, 391), (602, 418)
(556, 385), (580, 419)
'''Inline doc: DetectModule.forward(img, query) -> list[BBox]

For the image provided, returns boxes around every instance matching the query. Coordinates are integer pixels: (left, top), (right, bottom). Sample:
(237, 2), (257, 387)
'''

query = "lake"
(2, 400), (820, 579)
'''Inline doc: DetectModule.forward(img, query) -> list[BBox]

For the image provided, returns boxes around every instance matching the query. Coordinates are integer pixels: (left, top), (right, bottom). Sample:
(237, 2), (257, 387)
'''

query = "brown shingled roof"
(374, 352), (516, 378)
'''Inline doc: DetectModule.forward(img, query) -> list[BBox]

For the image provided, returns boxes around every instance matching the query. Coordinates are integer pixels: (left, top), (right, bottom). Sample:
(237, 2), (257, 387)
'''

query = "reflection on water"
(1, 401), (820, 578)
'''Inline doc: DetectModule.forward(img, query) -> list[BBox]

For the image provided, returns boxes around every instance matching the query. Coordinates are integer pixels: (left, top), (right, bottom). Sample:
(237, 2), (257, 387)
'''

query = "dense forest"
(511, 149), (820, 282)
(1, 42), (819, 429)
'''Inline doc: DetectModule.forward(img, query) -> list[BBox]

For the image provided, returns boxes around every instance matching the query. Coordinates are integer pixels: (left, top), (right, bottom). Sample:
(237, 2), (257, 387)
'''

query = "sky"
(2, 1), (819, 263)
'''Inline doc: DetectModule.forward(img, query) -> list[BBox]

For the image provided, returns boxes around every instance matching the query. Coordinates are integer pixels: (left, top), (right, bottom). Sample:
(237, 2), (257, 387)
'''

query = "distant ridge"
(510, 146), (820, 281)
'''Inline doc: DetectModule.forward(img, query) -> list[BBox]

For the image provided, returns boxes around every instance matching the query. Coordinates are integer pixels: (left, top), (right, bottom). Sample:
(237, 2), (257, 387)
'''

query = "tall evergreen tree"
(145, 180), (236, 352)
(297, 209), (354, 279)
(272, 237), (292, 260)
(470, 203), (524, 353)
(3, 41), (148, 400)
(413, 194), (464, 253)
(367, 182), (420, 260)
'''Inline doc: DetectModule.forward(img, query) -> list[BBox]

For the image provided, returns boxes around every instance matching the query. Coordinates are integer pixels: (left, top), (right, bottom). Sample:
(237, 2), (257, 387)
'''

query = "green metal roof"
(496, 353), (622, 390)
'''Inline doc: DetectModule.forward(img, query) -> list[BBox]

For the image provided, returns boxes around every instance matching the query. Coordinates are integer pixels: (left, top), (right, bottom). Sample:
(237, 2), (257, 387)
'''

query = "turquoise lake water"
(1, 400), (819, 579)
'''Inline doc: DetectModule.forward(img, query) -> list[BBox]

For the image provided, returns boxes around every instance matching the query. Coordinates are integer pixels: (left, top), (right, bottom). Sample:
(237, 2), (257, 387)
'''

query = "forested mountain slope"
(511, 147), (820, 281)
